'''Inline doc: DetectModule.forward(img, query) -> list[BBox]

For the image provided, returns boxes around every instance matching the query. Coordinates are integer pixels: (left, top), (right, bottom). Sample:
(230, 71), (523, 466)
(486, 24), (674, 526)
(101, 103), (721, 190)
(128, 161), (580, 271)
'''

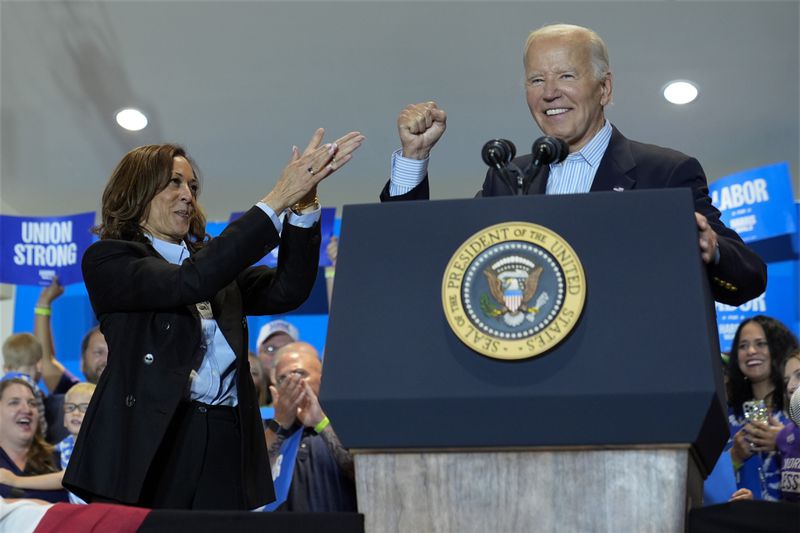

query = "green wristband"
(314, 416), (330, 434)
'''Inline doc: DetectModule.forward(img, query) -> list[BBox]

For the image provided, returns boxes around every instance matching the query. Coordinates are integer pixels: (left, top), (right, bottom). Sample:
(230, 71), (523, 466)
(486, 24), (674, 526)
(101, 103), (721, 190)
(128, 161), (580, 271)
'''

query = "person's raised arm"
(263, 128), (364, 215)
(34, 277), (68, 393)
(83, 129), (364, 314)
(382, 102), (447, 201)
(398, 101), (447, 160)
(296, 381), (354, 480)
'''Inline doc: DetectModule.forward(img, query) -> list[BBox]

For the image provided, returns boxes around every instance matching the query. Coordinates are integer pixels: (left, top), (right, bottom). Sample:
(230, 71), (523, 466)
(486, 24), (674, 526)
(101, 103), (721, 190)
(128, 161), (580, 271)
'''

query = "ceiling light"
(662, 81), (699, 105)
(115, 108), (148, 131)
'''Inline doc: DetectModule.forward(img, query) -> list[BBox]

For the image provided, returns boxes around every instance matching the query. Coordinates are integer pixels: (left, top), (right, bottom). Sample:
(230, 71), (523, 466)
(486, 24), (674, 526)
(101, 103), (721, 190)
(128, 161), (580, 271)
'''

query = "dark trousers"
(137, 401), (245, 510)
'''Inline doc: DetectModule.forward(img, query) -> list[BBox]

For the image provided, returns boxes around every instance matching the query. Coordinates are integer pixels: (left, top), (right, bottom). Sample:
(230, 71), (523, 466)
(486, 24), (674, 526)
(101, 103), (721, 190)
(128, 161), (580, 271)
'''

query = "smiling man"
(380, 23), (766, 306)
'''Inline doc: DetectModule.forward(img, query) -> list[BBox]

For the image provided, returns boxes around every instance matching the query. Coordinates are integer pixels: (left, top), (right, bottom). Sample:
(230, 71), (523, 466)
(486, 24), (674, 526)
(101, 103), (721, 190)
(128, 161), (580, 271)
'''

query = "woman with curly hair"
(726, 315), (799, 500)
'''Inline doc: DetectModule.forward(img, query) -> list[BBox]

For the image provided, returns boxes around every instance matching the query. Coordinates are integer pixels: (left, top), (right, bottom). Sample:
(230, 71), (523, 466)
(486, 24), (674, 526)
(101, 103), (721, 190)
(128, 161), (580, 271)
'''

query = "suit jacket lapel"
(590, 126), (637, 192)
(527, 165), (549, 195)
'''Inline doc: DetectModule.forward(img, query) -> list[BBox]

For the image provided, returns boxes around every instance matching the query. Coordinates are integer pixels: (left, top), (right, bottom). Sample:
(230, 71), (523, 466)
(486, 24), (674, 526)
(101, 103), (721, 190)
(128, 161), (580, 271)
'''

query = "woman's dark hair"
(727, 315), (799, 417)
(94, 144), (208, 250)
(0, 378), (58, 474)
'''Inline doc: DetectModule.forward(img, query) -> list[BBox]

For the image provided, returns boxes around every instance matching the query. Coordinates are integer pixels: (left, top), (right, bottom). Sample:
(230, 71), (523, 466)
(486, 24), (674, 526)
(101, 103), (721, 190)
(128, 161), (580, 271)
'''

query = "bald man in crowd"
(266, 342), (355, 512)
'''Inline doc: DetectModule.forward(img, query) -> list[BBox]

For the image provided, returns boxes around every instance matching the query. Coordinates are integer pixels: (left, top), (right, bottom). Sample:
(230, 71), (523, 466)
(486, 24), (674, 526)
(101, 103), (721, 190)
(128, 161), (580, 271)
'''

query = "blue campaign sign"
(715, 258), (799, 352)
(0, 212), (95, 286)
(709, 162), (797, 243)
(226, 207), (337, 267)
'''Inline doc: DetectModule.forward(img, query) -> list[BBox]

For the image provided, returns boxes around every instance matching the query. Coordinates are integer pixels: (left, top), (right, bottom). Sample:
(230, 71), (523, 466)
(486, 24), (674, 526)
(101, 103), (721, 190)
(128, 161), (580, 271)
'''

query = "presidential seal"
(442, 222), (586, 360)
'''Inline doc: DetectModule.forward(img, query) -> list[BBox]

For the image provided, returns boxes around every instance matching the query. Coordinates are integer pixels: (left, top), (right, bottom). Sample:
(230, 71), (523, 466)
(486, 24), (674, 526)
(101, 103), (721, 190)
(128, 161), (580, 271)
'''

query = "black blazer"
(63, 207), (320, 508)
(380, 126), (766, 306)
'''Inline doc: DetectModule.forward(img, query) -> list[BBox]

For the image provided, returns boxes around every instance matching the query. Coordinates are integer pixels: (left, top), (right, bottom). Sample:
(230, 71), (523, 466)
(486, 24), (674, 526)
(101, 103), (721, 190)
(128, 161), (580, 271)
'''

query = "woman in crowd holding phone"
(726, 315), (799, 500)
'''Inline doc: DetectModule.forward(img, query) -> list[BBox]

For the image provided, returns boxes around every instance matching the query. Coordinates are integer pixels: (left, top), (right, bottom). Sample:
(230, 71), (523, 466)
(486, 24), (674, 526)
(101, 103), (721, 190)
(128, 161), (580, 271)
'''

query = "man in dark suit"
(380, 24), (765, 307)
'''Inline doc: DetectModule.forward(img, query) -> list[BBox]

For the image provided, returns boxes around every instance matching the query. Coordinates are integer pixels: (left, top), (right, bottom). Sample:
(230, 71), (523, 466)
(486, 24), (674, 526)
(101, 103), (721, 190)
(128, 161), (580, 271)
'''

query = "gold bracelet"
(290, 196), (320, 216)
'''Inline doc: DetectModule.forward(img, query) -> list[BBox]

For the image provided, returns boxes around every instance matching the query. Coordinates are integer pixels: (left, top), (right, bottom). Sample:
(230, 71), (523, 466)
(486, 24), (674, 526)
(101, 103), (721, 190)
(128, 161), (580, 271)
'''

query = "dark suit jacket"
(380, 126), (766, 306)
(63, 207), (320, 508)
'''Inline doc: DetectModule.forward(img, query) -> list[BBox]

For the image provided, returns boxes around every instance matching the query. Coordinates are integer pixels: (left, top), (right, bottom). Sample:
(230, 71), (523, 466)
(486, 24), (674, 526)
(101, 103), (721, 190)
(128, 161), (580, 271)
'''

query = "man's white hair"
(524, 23), (610, 81)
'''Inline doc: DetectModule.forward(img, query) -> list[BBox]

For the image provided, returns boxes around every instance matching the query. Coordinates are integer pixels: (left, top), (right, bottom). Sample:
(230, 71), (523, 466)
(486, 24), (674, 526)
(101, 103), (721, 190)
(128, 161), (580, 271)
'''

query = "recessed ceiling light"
(115, 108), (148, 131)
(662, 80), (699, 105)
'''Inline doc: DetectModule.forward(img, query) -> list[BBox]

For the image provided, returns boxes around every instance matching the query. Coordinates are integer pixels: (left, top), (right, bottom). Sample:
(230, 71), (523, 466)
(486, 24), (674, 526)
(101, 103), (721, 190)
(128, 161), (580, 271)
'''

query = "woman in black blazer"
(63, 129), (363, 510)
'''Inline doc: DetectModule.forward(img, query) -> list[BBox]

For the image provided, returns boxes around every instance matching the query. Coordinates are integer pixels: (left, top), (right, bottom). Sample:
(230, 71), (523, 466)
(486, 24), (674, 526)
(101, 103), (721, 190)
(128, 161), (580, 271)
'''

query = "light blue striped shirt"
(389, 149), (428, 196)
(146, 202), (320, 406)
(545, 121), (612, 195)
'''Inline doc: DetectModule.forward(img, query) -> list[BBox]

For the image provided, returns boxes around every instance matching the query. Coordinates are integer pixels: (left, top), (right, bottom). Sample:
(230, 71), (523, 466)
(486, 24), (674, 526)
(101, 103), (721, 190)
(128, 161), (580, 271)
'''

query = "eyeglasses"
(64, 403), (89, 413)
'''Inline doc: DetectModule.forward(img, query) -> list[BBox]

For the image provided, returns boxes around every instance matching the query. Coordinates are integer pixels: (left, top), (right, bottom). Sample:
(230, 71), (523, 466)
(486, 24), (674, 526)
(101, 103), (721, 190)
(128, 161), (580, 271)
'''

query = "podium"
(321, 189), (727, 533)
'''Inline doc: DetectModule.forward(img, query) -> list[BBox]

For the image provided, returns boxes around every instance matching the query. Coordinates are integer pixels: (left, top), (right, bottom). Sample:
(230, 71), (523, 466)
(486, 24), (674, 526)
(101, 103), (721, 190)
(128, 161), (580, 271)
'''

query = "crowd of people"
(4, 285), (799, 515)
(0, 20), (795, 532)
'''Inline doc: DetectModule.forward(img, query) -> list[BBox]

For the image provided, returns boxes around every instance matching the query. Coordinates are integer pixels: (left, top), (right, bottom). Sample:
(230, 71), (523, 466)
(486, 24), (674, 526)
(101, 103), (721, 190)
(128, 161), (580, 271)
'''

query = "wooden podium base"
(354, 447), (702, 533)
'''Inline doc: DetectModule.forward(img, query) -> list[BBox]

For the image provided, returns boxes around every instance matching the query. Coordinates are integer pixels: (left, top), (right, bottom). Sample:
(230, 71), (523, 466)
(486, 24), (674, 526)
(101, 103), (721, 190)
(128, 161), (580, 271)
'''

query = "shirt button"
(125, 395), (136, 407)
(161, 320), (171, 331)
(144, 353), (154, 365)
(242, 317), (248, 328)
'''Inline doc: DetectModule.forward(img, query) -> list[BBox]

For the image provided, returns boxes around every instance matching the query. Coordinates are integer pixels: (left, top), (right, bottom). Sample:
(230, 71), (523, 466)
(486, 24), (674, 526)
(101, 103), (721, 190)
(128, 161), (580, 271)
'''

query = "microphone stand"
(497, 162), (527, 196)
(520, 163), (546, 195)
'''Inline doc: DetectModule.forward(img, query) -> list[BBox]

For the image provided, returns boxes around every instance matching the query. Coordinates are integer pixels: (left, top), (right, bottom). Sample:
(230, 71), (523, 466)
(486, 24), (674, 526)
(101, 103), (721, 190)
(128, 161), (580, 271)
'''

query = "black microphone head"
(499, 139), (517, 161)
(481, 139), (517, 170)
(532, 136), (569, 166)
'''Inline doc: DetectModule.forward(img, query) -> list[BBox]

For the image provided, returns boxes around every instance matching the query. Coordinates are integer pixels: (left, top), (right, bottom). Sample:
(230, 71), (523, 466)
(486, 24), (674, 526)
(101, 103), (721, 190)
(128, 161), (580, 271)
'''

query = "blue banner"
(716, 258), (799, 352)
(226, 207), (336, 267)
(0, 212), (95, 286)
(709, 162), (797, 243)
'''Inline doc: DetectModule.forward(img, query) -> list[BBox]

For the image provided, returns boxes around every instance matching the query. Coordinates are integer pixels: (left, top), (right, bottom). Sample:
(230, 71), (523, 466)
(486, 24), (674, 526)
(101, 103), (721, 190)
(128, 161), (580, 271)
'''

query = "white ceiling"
(1, 1), (798, 220)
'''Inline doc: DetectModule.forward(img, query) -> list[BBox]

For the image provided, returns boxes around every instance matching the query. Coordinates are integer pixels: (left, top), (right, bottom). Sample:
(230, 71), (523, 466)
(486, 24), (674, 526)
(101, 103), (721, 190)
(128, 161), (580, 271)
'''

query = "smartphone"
(743, 400), (769, 424)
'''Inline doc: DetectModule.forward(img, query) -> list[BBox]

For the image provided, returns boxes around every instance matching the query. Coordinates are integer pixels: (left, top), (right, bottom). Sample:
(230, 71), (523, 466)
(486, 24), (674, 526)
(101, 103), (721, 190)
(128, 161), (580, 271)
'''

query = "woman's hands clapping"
(263, 128), (364, 213)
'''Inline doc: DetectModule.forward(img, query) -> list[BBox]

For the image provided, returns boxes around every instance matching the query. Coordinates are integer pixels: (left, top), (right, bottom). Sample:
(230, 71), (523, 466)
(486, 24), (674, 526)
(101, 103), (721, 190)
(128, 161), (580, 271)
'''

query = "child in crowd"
(2, 334), (48, 438)
(0, 382), (95, 504)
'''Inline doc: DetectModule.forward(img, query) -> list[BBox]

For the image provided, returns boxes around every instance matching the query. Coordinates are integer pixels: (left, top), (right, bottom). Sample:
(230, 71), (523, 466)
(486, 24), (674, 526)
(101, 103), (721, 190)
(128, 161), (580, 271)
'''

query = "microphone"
(531, 136), (569, 167)
(517, 136), (568, 195)
(790, 386), (800, 426)
(481, 139), (517, 170)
